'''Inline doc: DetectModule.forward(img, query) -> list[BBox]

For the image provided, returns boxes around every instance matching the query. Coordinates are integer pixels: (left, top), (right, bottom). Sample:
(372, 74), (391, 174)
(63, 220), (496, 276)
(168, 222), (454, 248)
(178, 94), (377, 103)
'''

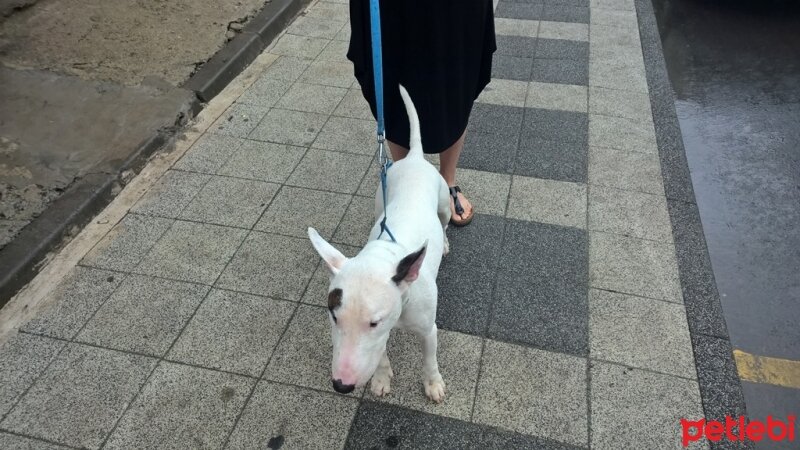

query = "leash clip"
(377, 132), (387, 167)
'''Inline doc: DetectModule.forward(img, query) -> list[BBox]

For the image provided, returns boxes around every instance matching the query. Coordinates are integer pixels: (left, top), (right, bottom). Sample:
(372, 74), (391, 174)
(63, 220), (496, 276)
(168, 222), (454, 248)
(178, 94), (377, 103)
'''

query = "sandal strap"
(449, 186), (464, 216)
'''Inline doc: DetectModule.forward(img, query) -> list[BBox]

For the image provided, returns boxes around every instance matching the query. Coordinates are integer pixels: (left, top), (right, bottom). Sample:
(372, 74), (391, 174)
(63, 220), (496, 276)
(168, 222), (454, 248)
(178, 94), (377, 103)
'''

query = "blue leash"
(370, 0), (396, 243)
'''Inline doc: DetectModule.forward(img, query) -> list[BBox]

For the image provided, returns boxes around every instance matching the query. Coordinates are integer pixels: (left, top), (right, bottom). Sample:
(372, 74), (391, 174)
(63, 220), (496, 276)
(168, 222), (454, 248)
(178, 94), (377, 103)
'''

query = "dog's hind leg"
(437, 178), (451, 256)
(370, 350), (393, 397)
(419, 324), (446, 403)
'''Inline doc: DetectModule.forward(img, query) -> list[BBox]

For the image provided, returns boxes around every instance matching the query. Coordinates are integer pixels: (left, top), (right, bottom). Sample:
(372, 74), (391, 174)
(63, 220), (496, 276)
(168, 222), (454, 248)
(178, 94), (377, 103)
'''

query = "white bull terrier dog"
(307, 85), (451, 402)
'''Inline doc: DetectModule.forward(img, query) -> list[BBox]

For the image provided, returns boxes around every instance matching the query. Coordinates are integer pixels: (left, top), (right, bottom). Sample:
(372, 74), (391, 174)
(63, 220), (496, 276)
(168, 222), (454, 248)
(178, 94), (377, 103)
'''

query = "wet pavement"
(654, 0), (800, 446)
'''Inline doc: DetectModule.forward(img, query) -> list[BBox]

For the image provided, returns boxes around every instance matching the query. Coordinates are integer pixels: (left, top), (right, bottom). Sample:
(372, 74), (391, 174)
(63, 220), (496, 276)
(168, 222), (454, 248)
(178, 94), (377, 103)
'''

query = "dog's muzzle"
(332, 378), (356, 394)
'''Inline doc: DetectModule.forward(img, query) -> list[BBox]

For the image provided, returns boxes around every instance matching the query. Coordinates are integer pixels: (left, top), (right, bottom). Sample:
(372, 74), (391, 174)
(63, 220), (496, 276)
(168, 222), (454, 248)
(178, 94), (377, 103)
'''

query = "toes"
(370, 374), (392, 397)
(424, 378), (446, 403)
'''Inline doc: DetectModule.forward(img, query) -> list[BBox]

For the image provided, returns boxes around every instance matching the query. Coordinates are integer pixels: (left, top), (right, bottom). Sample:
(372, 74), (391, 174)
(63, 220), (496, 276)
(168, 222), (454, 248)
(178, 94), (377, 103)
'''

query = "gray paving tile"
(218, 140), (306, 183)
(287, 149), (372, 194)
(536, 38), (588, 60)
(456, 168), (511, 216)
(526, 81), (587, 112)
(590, 0), (635, 10)
(507, 176), (587, 229)
(368, 330), (482, 420)
(437, 214), (505, 335)
(236, 75), (294, 107)
(589, 289), (696, 378)
(104, 362), (254, 450)
(312, 116), (375, 155)
(262, 55), (313, 82)
(356, 154), (381, 197)
(287, 15), (346, 40)
(531, 58), (589, 85)
(522, 107), (588, 143)
(490, 219), (588, 355)
(494, 17), (540, 38)
(20, 266), (123, 340)
(468, 103), (524, 136)
(589, 59), (649, 93)
(590, 7), (638, 27)
(264, 305), (362, 396)
(249, 108), (328, 147)
(276, 82), (347, 115)
(216, 231), (318, 300)
(590, 43), (645, 72)
(541, 4), (589, 24)
(477, 78), (528, 108)
(589, 87), (653, 123)
(209, 103), (270, 138)
(316, 39), (350, 63)
(227, 382), (358, 450)
(492, 55), (533, 81)
(135, 220), (247, 284)
(300, 58), (356, 88)
(270, 34), (329, 59)
(495, 34), (538, 58)
(460, 131), (518, 174)
(1, 343), (156, 449)
(588, 146), (665, 195)
(332, 195), (375, 247)
(591, 362), (705, 450)
(334, 20), (351, 41)
(0, 432), (70, 449)
(589, 231), (682, 302)
(168, 290), (295, 377)
(0, 333), (65, 418)
(691, 334), (748, 423)
(537, 20), (588, 41)
(255, 186), (351, 239)
(76, 275), (208, 356)
(589, 113), (657, 153)
(179, 176), (279, 228)
(495, 1), (544, 20)
(516, 137), (588, 183)
(333, 88), (374, 120)
(474, 340), (588, 446)
(130, 170), (210, 218)
(174, 133), (243, 174)
(588, 185), (672, 242)
(304, 1), (349, 21)
(300, 244), (360, 307)
(480, 428), (588, 450)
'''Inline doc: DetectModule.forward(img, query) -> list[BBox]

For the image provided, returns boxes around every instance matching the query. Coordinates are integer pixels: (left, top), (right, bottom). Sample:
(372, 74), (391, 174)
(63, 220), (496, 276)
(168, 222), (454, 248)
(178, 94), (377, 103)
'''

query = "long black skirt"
(347, 0), (496, 154)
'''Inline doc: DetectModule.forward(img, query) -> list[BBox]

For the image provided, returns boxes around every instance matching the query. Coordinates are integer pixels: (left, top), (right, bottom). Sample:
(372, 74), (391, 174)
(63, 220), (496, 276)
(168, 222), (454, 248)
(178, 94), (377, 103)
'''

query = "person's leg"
(387, 140), (409, 161)
(438, 130), (473, 223)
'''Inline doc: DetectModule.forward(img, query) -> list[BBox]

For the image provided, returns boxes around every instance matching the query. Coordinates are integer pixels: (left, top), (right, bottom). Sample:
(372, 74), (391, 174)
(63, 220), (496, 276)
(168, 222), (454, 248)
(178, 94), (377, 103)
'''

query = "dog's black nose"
(332, 379), (355, 394)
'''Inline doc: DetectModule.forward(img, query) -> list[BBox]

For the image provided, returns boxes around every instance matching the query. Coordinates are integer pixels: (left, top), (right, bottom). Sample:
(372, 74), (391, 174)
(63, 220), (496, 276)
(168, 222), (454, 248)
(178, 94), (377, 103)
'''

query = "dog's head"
(308, 228), (426, 394)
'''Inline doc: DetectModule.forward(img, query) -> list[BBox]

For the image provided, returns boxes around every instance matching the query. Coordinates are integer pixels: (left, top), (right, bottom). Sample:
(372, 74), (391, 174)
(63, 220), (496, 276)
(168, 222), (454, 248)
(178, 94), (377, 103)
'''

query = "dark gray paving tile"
(76, 275), (208, 357)
(531, 58), (589, 85)
(437, 214), (506, 336)
(481, 428), (588, 450)
(81, 214), (174, 272)
(515, 137), (588, 183)
(0, 333), (65, 418)
(1, 343), (156, 449)
(548, 0), (589, 6)
(216, 231), (318, 301)
(495, 1), (544, 20)
(460, 131), (518, 174)
(489, 219), (588, 356)
(168, 290), (295, 377)
(536, 38), (589, 60)
(468, 103), (524, 136)
(522, 108), (588, 143)
(227, 382), (358, 450)
(104, 362), (254, 450)
(0, 432), (71, 449)
(495, 35), (538, 58)
(492, 55), (533, 81)
(691, 334), (748, 424)
(540, 4), (589, 24)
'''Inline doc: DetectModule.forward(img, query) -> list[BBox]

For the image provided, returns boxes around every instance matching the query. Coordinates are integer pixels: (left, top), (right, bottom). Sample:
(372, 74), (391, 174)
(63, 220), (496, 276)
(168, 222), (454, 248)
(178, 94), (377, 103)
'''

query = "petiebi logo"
(681, 415), (796, 447)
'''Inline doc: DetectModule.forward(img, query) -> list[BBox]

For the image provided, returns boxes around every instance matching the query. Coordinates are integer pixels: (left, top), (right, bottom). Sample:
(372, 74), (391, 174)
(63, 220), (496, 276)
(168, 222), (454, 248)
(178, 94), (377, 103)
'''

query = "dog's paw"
(424, 375), (446, 403)
(370, 371), (392, 397)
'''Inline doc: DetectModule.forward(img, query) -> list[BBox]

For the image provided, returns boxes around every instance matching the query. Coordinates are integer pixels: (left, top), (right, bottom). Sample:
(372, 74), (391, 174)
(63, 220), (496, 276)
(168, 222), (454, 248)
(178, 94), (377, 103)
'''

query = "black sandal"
(449, 186), (474, 227)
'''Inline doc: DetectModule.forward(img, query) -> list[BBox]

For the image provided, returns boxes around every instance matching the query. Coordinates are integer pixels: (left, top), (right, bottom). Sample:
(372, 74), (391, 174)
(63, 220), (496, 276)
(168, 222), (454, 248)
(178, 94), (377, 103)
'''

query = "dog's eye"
(369, 321), (379, 328)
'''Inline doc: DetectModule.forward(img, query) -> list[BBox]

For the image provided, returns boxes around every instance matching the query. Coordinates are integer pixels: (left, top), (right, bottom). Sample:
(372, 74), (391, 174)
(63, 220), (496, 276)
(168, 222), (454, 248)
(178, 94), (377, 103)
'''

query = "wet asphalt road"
(653, 0), (799, 446)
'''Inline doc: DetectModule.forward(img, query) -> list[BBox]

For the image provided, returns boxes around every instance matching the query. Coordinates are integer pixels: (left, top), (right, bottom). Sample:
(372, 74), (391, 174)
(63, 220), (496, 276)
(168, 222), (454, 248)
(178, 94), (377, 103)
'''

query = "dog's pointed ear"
(392, 241), (427, 285)
(308, 227), (348, 275)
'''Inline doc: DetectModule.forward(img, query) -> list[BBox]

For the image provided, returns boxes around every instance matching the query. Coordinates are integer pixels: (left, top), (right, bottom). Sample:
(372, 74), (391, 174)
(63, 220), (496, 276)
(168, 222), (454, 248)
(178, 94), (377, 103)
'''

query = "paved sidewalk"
(0, 0), (722, 449)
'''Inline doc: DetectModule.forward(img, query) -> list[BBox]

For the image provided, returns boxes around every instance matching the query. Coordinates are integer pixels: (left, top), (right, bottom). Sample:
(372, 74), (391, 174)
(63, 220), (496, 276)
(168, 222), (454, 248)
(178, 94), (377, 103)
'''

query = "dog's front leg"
(370, 350), (393, 397)
(420, 325), (446, 403)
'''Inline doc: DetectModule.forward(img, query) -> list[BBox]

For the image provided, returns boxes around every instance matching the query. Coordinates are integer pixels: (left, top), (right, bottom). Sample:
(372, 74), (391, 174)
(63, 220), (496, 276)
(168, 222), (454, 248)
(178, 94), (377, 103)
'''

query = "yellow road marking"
(734, 349), (800, 389)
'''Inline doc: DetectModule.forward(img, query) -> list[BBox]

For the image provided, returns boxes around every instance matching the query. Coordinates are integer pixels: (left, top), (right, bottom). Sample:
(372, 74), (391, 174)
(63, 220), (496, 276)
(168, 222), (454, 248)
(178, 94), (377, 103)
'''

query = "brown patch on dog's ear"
(328, 288), (342, 312)
(392, 245), (426, 284)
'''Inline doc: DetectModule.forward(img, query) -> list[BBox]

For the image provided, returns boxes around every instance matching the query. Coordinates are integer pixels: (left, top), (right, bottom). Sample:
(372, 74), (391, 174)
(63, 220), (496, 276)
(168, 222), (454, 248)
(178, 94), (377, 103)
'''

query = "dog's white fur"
(308, 85), (451, 402)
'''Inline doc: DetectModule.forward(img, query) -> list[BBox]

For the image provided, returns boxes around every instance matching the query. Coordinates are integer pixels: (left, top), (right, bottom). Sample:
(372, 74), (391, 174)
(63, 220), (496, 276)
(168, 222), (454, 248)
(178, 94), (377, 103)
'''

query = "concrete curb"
(0, 0), (311, 307)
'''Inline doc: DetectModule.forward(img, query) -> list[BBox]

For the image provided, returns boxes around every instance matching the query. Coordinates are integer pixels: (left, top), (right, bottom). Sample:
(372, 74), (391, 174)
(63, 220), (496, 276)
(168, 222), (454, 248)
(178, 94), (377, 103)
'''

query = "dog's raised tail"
(398, 85), (423, 158)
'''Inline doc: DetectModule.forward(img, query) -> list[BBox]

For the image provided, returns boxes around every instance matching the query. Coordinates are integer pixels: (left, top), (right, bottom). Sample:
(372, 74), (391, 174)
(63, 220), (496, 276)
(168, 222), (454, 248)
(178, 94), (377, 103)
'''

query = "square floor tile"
(589, 114), (658, 154)
(540, 4), (589, 24)
(218, 140), (306, 183)
(300, 58), (355, 88)
(287, 15), (346, 40)
(334, 21), (351, 41)
(531, 58), (589, 85)
(527, 81), (587, 112)
(492, 55), (533, 81)
(0, 333), (65, 417)
(589, 231), (683, 302)
(516, 137), (588, 183)
(226, 382), (358, 450)
(490, 219), (588, 355)
(255, 186), (351, 239)
(209, 103), (270, 138)
(21, 267), (123, 340)
(287, 149), (372, 194)
(249, 108), (328, 147)
(262, 56), (312, 81)
(276, 82), (347, 115)
(270, 34), (329, 59)
(589, 86), (653, 122)
(174, 133), (243, 174)
(304, 1), (349, 21)
(216, 231), (318, 300)
(588, 146), (665, 195)
(591, 362), (705, 450)
(474, 340), (588, 446)
(76, 275), (208, 356)
(536, 38), (589, 60)
(168, 290), (295, 377)
(590, 24), (641, 48)
(493, 17), (539, 38)
(316, 39), (350, 63)
(588, 185), (672, 242)
(179, 176), (279, 228)
(455, 168), (511, 216)
(468, 103), (524, 136)
(236, 75), (294, 107)
(312, 116), (375, 154)
(437, 214), (506, 335)
(507, 176), (587, 229)
(334, 88), (374, 120)
(495, 34), (538, 58)
(131, 170), (210, 218)
(264, 305), (362, 396)
(1, 344), (156, 449)
(589, 59), (649, 93)
(590, 8), (638, 27)
(104, 362), (254, 450)
(589, 289), (695, 378)
(495, 1), (544, 20)
(0, 432), (70, 449)
(522, 107), (588, 143)
(538, 20), (588, 41)
(460, 131), (518, 174)
(135, 220), (247, 284)
(368, 330), (482, 421)
(477, 78), (528, 108)
(332, 195), (375, 247)
(590, 0), (635, 10)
